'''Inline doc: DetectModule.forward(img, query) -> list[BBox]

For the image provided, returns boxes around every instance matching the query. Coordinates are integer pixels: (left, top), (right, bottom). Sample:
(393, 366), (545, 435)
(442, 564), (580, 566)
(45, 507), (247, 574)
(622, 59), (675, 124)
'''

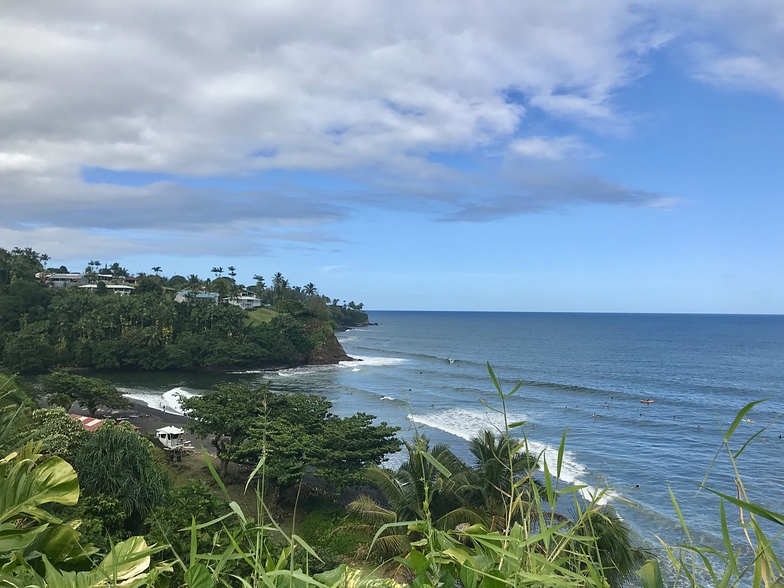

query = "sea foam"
(120, 386), (196, 416)
(341, 355), (408, 367)
(409, 407), (612, 505)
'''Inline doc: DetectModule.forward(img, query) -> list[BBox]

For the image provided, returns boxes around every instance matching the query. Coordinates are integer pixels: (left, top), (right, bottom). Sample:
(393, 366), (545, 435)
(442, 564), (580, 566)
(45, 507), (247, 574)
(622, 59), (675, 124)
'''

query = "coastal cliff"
(307, 330), (353, 364)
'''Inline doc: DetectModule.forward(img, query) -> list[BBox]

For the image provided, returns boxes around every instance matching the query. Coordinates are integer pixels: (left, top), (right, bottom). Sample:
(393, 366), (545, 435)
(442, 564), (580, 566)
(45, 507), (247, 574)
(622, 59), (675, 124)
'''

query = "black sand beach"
(79, 401), (207, 449)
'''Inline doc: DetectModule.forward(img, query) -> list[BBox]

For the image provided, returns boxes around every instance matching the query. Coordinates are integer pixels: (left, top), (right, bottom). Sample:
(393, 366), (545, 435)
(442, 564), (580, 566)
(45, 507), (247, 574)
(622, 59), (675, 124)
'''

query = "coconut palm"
(347, 434), (482, 558)
(186, 274), (201, 290)
(462, 429), (540, 529)
(271, 272), (285, 303)
(569, 506), (650, 588)
(463, 429), (648, 588)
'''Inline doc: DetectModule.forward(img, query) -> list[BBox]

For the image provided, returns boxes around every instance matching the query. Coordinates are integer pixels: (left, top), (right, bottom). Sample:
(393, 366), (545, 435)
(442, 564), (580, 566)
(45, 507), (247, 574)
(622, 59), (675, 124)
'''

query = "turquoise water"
(110, 311), (784, 558)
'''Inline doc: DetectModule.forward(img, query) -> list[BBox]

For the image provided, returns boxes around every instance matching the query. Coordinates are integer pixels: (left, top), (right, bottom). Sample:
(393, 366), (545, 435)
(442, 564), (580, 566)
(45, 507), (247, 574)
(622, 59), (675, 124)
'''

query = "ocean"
(112, 311), (784, 560)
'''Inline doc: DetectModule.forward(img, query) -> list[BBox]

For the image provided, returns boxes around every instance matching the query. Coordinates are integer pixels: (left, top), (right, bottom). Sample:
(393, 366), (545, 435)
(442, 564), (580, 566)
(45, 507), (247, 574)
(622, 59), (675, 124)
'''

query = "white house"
(174, 290), (220, 304)
(225, 295), (263, 310)
(156, 426), (185, 449)
(79, 284), (135, 296)
(46, 273), (88, 287)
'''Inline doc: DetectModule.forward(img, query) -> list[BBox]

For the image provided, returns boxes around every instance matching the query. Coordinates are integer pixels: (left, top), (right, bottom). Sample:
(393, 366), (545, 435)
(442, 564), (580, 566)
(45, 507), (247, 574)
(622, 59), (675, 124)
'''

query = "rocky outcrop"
(307, 330), (353, 365)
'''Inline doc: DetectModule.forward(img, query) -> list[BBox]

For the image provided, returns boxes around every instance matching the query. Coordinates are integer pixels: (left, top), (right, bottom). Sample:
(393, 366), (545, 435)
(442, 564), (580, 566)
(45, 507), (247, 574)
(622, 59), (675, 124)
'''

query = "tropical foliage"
(0, 442), (166, 586)
(348, 366), (649, 587)
(0, 246), (367, 373)
(29, 407), (90, 459)
(181, 381), (401, 488)
(73, 421), (169, 534)
(39, 371), (130, 416)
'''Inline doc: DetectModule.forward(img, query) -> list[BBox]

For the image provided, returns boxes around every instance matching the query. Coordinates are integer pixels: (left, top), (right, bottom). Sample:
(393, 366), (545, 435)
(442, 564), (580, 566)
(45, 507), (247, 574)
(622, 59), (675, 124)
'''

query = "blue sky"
(1, 2), (783, 313)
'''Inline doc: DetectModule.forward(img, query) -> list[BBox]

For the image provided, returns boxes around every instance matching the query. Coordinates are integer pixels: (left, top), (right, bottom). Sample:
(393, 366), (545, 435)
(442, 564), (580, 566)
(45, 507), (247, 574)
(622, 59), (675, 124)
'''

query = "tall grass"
(641, 399), (784, 588)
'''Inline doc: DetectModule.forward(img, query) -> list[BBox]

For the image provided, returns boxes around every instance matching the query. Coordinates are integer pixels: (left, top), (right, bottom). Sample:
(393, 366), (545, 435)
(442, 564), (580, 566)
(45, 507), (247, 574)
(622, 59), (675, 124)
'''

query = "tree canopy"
(181, 382), (401, 489)
(39, 371), (130, 416)
(0, 246), (366, 373)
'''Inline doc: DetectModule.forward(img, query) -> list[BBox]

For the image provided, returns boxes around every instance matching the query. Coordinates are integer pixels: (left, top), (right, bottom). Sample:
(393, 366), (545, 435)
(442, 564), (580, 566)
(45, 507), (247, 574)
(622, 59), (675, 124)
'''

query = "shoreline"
(84, 400), (206, 448)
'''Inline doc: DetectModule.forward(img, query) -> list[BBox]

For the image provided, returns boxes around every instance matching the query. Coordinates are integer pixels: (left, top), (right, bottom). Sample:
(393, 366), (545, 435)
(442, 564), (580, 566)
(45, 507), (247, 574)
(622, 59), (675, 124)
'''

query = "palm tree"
(570, 506), (650, 588)
(347, 434), (481, 558)
(252, 274), (266, 301)
(303, 282), (317, 297)
(186, 274), (201, 290)
(464, 430), (648, 587)
(110, 262), (127, 279)
(272, 272), (284, 303)
(151, 266), (162, 276)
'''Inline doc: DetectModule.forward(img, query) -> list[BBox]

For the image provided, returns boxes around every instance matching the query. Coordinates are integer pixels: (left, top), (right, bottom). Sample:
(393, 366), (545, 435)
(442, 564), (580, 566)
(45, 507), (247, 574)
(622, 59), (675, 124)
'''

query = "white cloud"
(13, 1), (784, 246)
(509, 136), (588, 160)
(0, 153), (47, 172)
(673, 1), (784, 98)
(0, 1), (661, 181)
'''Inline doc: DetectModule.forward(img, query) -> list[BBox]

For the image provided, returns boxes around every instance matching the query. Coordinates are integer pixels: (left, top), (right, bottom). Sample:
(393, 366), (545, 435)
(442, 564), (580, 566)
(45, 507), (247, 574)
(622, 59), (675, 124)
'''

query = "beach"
(82, 401), (206, 450)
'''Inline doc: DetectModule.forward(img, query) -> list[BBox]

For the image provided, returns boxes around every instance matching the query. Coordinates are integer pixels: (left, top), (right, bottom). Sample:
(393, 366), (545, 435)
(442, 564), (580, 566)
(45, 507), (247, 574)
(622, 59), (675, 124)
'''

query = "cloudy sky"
(2, 1), (783, 312)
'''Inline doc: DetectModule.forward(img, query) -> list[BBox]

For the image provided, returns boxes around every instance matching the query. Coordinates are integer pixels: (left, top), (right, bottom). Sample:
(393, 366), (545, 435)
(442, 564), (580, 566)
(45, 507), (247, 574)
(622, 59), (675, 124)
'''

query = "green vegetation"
(246, 307), (278, 324)
(181, 381), (401, 488)
(0, 247), (368, 373)
(40, 370), (130, 416)
(73, 421), (170, 534)
(3, 363), (777, 587)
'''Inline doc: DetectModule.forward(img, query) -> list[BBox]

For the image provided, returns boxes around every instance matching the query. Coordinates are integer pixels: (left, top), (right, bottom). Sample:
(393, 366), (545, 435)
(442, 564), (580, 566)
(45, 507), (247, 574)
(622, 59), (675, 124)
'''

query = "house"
(174, 289), (220, 304)
(45, 273), (88, 287)
(70, 414), (104, 431)
(225, 294), (263, 310)
(156, 426), (185, 449)
(79, 284), (135, 296)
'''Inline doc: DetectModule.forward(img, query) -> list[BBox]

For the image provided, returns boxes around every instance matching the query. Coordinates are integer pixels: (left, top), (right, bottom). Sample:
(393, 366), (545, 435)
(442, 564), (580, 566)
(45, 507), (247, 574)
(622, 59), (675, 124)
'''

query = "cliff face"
(307, 330), (352, 365)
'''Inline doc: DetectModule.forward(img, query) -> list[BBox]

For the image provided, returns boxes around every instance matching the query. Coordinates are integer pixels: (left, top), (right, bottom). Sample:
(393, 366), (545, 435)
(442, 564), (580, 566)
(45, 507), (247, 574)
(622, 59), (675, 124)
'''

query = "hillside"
(0, 247), (363, 373)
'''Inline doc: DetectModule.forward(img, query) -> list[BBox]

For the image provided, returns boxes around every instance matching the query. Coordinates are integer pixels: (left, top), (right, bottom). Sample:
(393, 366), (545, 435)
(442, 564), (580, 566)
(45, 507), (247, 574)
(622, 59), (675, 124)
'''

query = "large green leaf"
(0, 523), (50, 553)
(637, 560), (664, 588)
(184, 562), (212, 588)
(0, 537), (161, 588)
(0, 453), (79, 525)
(32, 521), (97, 565)
(95, 536), (156, 582)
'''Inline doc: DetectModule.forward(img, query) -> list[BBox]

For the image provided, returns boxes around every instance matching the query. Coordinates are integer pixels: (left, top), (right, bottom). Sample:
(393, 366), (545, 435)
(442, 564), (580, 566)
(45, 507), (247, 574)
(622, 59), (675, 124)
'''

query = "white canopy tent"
(156, 426), (185, 449)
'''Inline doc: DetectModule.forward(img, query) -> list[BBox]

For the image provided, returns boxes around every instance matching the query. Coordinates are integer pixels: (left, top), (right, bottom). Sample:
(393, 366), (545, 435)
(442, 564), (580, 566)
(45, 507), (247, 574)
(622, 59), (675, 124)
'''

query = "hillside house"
(79, 284), (135, 296)
(45, 273), (88, 287)
(225, 294), (263, 310)
(174, 289), (220, 304)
